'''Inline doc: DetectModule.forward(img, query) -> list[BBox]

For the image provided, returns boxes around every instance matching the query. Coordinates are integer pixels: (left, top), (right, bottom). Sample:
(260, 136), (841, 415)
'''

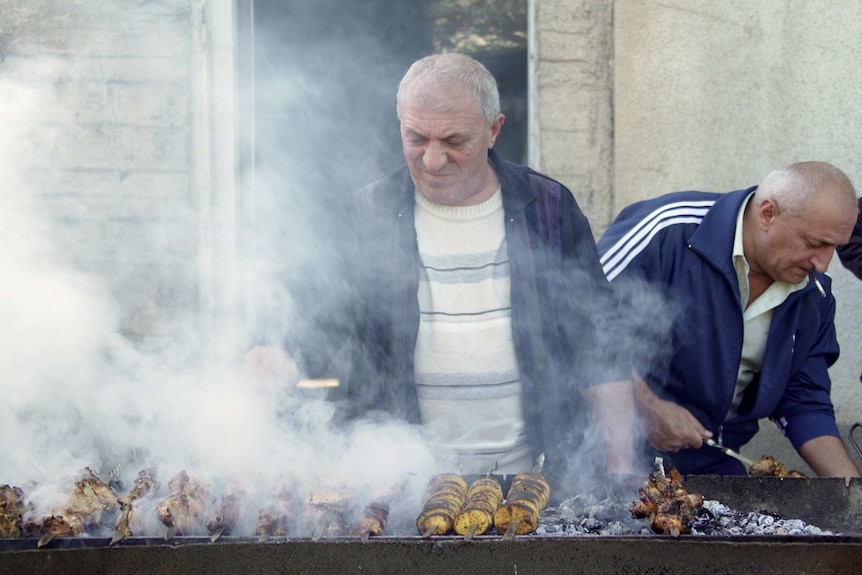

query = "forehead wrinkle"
(402, 117), (475, 141)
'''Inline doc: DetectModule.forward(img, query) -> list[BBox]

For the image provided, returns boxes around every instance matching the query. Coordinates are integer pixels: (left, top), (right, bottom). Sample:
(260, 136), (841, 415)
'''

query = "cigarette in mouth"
(810, 273), (826, 298)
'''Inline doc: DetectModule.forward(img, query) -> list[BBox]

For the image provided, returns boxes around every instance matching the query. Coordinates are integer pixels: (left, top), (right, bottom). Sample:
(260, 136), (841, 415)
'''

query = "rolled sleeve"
(778, 411), (840, 450)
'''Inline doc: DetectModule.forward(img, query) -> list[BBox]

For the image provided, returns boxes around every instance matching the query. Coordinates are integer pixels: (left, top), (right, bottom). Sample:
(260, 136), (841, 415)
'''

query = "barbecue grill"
(2, 476), (861, 575)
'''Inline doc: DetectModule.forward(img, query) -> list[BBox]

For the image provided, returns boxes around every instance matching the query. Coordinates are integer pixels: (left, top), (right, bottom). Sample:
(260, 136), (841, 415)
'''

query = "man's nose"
(422, 142), (449, 172)
(811, 246), (836, 273)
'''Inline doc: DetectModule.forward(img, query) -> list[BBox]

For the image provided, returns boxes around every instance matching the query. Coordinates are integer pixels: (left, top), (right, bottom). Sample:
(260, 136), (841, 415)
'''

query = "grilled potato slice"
(493, 500), (541, 535)
(453, 477), (503, 537)
(493, 473), (550, 536)
(416, 474), (469, 536)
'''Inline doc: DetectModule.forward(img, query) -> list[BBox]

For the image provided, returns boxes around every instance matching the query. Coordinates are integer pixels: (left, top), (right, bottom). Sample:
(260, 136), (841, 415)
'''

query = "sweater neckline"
(414, 187), (502, 221)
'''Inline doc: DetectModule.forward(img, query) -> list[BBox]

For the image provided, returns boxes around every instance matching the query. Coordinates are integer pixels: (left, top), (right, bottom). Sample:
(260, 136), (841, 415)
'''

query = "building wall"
(530, 0), (614, 235)
(0, 0), (229, 363)
(533, 0), (862, 473)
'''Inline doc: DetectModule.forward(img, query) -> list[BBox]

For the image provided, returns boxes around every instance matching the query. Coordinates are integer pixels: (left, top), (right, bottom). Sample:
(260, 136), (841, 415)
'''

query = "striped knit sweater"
(413, 188), (531, 474)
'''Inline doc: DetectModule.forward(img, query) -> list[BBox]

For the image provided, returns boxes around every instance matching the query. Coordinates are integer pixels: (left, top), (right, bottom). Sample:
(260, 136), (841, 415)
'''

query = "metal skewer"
(704, 439), (756, 468)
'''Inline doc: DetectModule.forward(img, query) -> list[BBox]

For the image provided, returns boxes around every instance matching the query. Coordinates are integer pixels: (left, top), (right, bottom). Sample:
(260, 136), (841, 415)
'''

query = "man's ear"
(759, 198), (779, 228)
(488, 113), (505, 149)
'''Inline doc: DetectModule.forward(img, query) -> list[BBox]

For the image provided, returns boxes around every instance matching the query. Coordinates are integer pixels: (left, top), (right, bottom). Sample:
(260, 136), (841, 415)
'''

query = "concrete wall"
(609, 0), (862, 473)
(0, 0), (197, 349)
(530, 0), (615, 234)
(0, 0), (241, 367)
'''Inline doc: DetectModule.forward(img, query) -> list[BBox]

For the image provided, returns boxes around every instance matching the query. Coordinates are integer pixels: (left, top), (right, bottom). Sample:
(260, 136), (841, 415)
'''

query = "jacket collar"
(491, 148), (535, 215)
(689, 186), (757, 272)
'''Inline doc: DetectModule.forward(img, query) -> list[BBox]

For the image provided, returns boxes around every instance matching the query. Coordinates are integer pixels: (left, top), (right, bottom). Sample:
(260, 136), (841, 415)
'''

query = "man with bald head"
(245, 53), (633, 487)
(598, 162), (861, 478)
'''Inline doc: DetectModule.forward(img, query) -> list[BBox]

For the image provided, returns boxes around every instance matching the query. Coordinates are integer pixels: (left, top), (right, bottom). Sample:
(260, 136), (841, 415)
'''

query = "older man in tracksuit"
(598, 162), (861, 478)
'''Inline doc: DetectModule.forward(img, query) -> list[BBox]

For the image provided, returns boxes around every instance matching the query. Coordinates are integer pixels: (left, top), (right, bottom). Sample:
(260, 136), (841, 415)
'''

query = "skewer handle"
(502, 519), (520, 541)
(311, 524), (325, 541)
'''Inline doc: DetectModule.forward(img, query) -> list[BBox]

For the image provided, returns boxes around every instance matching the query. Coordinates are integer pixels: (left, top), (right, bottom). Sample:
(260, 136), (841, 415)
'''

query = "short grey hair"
(396, 53), (500, 125)
(754, 161), (857, 216)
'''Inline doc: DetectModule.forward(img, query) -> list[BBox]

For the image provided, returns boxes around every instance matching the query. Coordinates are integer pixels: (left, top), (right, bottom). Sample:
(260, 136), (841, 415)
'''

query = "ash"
(537, 493), (650, 536)
(536, 495), (834, 537)
(689, 500), (834, 536)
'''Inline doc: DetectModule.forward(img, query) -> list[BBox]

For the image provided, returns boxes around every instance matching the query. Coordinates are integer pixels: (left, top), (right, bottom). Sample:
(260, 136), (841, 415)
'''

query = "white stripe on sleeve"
(601, 201), (713, 281)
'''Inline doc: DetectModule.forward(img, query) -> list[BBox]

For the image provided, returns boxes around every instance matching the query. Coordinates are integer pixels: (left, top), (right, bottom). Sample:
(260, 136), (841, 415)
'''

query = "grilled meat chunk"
(349, 501), (390, 537)
(256, 505), (288, 538)
(27, 468), (120, 543)
(748, 456), (808, 478)
(69, 467), (120, 526)
(38, 512), (86, 539)
(207, 486), (247, 540)
(301, 486), (352, 538)
(156, 470), (212, 536)
(348, 479), (405, 538)
(631, 465), (703, 535)
(256, 485), (300, 538)
(120, 467), (159, 505)
(113, 467), (158, 542)
(0, 485), (28, 538)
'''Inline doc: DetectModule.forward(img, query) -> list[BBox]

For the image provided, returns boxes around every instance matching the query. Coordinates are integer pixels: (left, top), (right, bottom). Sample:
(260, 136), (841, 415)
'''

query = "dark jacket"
(598, 188), (842, 475)
(293, 149), (628, 478)
(837, 196), (862, 281)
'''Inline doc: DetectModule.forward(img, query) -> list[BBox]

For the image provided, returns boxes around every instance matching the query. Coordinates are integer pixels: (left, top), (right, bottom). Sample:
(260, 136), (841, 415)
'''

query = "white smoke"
(0, 13), (438, 535)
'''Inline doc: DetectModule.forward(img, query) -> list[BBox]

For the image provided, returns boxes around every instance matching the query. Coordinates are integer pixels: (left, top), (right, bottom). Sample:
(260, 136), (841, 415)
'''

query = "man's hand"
(633, 370), (711, 452)
(241, 345), (300, 395)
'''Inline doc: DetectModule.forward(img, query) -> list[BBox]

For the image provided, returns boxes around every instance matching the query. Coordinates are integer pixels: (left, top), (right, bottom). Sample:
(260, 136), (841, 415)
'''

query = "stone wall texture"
(0, 0), (200, 353)
(532, 0), (614, 235)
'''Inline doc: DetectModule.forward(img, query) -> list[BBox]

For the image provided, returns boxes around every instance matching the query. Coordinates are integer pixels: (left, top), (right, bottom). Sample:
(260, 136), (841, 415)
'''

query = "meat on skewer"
(748, 456), (808, 478)
(31, 468), (121, 547)
(631, 463), (703, 535)
(111, 467), (158, 544)
(0, 485), (28, 538)
(348, 478), (406, 540)
(493, 472), (550, 537)
(156, 470), (212, 538)
(207, 485), (247, 542)
(349, 501), (390, 540)
(416, 473), (468, 537)
(301, 486), (352, 540)
(255, 485), (300, 540)
(256, 506), (287, 540)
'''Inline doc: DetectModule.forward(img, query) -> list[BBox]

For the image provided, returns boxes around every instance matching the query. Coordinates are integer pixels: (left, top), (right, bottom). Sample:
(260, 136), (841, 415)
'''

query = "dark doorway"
(236, 0), (527, 345)
(243, 0), (527, 200)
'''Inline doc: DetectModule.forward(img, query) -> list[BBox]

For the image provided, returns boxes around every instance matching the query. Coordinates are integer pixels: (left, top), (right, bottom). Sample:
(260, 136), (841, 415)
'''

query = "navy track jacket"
(597, 188), (841, 475)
